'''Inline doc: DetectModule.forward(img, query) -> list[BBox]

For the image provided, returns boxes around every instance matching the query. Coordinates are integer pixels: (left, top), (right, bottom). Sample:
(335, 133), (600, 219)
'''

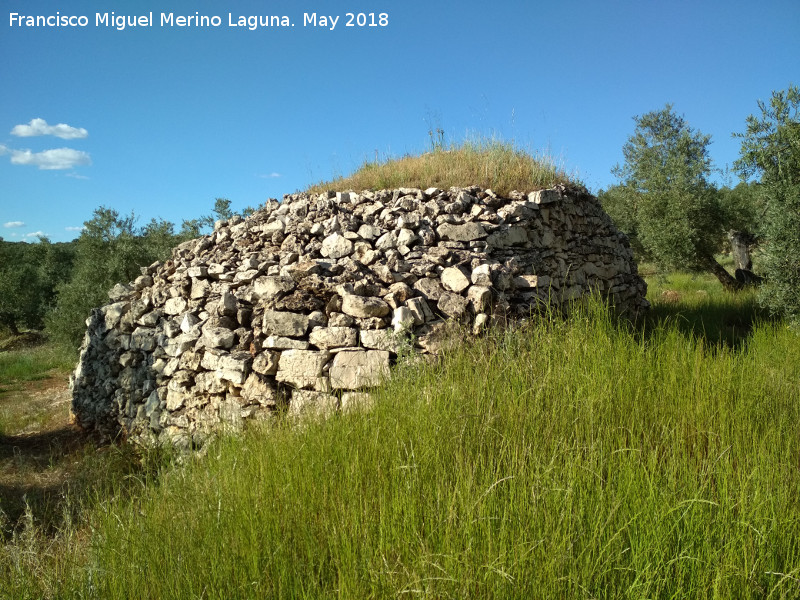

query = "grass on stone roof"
(305, 139), (580, 197)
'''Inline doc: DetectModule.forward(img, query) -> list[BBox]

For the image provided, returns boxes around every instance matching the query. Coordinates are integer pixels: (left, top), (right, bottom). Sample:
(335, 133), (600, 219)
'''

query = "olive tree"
(735, 85), (800, 321)
(606, 105), (742, 290)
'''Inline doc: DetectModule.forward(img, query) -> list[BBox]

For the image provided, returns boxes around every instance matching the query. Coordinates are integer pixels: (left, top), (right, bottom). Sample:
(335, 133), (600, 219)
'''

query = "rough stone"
(330, 350), (391, 389)
(70, 185), (648, 448)
(309, 326), (359, 349)
(276, 349), (330, 390)
(321, 233), (354, 259)
(202, 326), (235, 349)
(441, 267), (471, 293)
(437, 222), (488, 241)
(341, 294), (390, 318)
(262, 310), (310, 337)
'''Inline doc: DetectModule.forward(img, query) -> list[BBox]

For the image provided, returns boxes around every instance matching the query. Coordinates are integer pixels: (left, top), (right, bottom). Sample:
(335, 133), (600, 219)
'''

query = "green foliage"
(735, 85), (800, 322)
(607, 105), (729, 275)
(45, 208), (182, 349)
(0, 239), (75, 334)
(716, 181), (764, 238)
(45, 197), (256, 349)
(180, 198), (251, 237)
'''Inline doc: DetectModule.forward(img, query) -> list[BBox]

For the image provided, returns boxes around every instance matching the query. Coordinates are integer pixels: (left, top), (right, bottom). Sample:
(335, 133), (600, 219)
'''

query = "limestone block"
(241, 373), (278, 406)
(309, 326), (358, 349)
(330, 350), (390, 390)
(220, 290), (238, 316)
(216, 351), (253, 386)
(466, 285), (492, 313)
(262, 336), (309, 350)
(528, 189), (560, 204)
(164, 333), (197, 358)
(375, 231), (398, 250)
(321, 232), (354, 259)
(190, 278), (211, 299)
(392, 307), (415, 332)
(473, 313), (490, 334)
(253, 276), (296, 300)
(406, 297), (434, 325)
(397, 228), (419, 248)
(341, 294), (390, 318)
(180, 312), (201, 333)
(359, 329), (399, 353)
(262, 310), (310, 337)
(470, 264), (493, 286)
(166, 388), (188, 412)
(437, 292), (469, 318)
(164, 296), (188, 316)
(202, 326), (235, 349)
(200, 348), (224, 371)
(413, 277), (444, 302)
(441, 267), (470, 293)
(288, 390), (338, 418)
(357, 224), (382, 240)
(513, 274), (549, 289)
(101, 302), (131, 330)
(144, 390), (161, 417)
(436, 222), (487, 242)
(252, 351), (280, 375)
(187, 266), (208, 278)
(131, 327), (157, 352)
(276, 349), (331, 390)
(108, 282), (132, 301)
(194, 371), (227, 394)
(486, 226), (529, 248)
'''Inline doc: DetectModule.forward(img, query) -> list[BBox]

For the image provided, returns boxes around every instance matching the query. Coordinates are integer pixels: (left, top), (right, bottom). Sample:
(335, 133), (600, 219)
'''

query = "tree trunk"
(727, 230), (754, 271)
(704, 256), (744, 292)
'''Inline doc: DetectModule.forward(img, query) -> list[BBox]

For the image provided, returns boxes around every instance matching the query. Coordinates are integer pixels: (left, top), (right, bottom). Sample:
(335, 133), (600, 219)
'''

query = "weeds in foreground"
(7, 297), (789, 599)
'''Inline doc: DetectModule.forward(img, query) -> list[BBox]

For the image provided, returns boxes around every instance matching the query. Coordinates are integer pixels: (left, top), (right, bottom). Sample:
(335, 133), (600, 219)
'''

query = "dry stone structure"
(70, 185), (648, 448)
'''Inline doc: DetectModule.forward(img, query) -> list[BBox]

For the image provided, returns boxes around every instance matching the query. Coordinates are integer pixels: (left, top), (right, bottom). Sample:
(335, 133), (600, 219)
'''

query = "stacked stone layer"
(70, 185), (648, 448)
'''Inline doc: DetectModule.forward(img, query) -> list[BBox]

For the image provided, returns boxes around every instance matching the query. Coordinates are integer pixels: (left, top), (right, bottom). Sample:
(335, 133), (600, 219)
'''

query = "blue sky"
(1, 0), (798, 243)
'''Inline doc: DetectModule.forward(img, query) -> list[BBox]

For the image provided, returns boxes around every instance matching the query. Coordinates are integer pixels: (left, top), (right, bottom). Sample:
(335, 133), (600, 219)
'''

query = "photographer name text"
(8, 11), (389, 31)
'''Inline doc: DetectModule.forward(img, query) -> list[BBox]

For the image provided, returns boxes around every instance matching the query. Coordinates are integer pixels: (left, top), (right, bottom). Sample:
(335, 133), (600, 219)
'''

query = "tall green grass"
(0, 344), (75, 387)
(644, 271), (774, 348)
(34, 299), (798, 599)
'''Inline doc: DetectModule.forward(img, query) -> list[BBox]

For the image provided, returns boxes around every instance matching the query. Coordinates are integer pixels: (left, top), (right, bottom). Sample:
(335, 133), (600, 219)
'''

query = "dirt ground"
(0, 372), (100, 533)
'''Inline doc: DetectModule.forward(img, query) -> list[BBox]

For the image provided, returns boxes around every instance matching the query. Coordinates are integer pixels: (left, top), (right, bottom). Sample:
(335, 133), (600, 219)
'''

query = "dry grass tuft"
(305, 139), (580, 196)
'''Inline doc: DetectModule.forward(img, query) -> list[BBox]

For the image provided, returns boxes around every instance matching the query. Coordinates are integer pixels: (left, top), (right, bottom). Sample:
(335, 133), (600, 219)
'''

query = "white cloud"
(3, 221), (25, 228)
(0, 144), (8, 155)
(258, 172), (281, 178)
(10, 147), (91, 170)
(24, 231), (47, 239)
(65, 226), (84, 232)
(11, 118), (88, 140)
(66, 172), (89, 180)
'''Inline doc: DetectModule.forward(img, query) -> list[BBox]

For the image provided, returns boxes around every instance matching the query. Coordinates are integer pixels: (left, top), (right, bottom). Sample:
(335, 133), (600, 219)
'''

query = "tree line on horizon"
(1, 85), (798, 348)
(0, 198), (251, 347)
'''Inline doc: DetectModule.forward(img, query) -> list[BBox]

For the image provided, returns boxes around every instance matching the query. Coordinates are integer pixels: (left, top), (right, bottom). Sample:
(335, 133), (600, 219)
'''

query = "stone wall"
(70, 185), (648, 448)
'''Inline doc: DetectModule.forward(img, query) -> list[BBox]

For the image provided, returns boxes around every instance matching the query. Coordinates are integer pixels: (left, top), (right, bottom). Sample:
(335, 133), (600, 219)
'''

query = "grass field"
(2, 272), (799, 599)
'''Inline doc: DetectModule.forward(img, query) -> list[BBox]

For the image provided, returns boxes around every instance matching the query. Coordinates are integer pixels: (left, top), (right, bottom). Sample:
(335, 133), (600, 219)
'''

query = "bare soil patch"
(0, 372), (102, 533)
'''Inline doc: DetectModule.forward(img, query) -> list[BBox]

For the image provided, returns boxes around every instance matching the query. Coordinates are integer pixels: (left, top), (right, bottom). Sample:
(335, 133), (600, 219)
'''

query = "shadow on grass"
(1, 425), (98, 535)
(641, 295), (777, 350)
(0, 425), (156, 540)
